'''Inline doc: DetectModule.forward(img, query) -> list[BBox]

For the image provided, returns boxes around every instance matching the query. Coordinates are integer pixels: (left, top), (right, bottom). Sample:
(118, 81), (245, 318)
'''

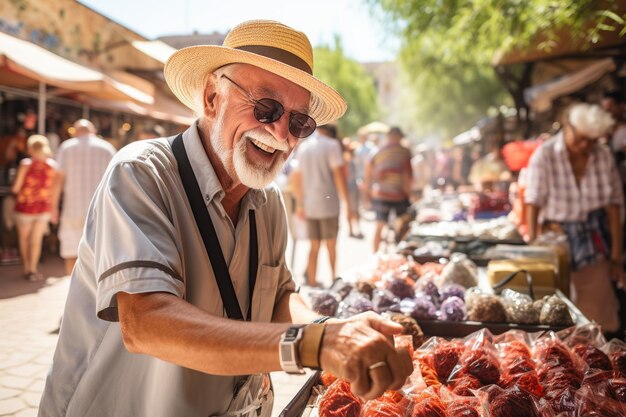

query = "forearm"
(332, 168), (349, 205)
(118, 291), (291, 375)
(272, 291), (323, 323)
(291, 171), (303, 207)
(607, 204), (623, 261)
(526, 204), (540, 241)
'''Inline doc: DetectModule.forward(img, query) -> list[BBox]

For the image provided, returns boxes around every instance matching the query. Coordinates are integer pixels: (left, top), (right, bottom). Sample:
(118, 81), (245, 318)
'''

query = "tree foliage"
(313, 37), (380, 137)
(368, 0), (626, 137)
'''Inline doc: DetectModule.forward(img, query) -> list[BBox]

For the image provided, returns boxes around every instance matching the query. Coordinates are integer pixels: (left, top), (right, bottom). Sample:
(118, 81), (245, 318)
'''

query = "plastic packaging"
(318, 379), (362, 417)
(539, 295), (574, 327)
(439, 296), (466, 322)
(501, 289), (539, 324)
(435, 253), (478, 289)
(336, 291), (374, 318)
(466, 294), (507, 323)
(308, 289), (340, 317)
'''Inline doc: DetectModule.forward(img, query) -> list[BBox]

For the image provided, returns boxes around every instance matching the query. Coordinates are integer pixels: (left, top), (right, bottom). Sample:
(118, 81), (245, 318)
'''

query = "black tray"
(417, 290), (587, 338)
(278, 371), (321, 417)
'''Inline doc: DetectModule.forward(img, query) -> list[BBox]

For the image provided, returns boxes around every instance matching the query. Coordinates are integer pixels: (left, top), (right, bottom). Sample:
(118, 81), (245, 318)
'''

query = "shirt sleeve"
(524, 146), (548, 207)
(88, 160), (184, 322)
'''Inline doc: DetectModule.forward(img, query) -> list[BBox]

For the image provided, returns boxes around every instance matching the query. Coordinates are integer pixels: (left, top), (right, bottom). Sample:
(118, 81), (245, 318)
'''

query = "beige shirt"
(39, 122), (295, 417)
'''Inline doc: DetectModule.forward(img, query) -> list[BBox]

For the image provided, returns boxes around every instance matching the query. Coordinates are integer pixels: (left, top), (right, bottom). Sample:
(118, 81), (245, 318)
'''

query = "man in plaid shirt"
(525, 103), (624, 334)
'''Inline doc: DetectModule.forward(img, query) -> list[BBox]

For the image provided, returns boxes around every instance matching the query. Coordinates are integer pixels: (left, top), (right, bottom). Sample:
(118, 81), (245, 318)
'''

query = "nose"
(264, 113), (291, 143)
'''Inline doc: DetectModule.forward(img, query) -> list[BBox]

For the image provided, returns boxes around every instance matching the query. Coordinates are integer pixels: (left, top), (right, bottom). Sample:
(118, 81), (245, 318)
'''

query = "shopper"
(364, 126), (413, 252)
(11, 135), (59, 281)
(525, 103), (624, 334)
(53, 119), (116, 274)
(293, 124), (348, 286)
(39, 20), (412, 417)
(344, 138), (364, 238)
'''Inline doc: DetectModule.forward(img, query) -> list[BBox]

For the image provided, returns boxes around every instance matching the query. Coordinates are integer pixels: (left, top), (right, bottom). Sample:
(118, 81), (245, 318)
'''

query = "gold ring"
(368, 361), (387, 371)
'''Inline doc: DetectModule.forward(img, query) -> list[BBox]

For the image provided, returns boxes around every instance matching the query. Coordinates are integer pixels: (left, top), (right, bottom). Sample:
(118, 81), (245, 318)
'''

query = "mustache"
(242, 129), (289, 153)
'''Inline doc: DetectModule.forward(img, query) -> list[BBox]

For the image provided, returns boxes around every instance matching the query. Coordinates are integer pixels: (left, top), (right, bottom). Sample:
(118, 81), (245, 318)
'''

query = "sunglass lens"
(289, 113), (317, 138)
(253, 99), (283, 123)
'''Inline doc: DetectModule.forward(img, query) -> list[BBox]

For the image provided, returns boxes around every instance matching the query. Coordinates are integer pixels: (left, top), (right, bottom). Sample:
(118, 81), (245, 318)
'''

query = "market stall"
(285, 207), (601, 416)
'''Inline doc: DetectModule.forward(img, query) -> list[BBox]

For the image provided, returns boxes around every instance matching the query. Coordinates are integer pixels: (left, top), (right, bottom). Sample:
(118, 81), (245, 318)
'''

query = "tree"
(368, 0), (626, 137)
(313, 37), (380, 137)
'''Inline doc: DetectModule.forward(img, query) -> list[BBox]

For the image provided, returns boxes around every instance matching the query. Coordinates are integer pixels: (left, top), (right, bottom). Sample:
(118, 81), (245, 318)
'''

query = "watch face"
(286, 327), (299, 338)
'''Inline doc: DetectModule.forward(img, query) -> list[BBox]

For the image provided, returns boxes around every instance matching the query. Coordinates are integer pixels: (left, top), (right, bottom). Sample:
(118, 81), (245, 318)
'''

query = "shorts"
(306, 217), (339, 240)
(14, 212), (51, 225)
(372, 198), (410, 223)
(58, 217), (85, 259)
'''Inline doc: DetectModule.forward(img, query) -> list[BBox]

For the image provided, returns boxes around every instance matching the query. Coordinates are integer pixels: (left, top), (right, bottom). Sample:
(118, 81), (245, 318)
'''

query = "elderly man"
(39, 20), (412, 417)
(525, 103), (624, 335)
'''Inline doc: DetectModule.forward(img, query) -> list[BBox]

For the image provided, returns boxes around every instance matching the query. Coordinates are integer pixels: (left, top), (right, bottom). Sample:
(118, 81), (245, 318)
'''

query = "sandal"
(27, 272), (45, 282)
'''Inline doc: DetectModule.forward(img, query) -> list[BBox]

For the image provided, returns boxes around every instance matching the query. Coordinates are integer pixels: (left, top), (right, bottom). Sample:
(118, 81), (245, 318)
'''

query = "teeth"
(250, 137), (276, 154)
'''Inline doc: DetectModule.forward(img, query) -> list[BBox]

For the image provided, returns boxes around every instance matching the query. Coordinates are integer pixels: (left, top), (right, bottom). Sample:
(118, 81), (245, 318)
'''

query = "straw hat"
(164, 20), (347, 126)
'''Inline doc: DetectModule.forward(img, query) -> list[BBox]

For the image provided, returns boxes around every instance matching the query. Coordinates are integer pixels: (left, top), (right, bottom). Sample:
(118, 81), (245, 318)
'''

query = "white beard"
(210, 117), (287, 190)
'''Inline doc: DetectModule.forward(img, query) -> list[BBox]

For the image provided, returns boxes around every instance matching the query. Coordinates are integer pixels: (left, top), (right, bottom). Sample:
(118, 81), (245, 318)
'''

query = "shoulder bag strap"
(169, 134), (257, 321)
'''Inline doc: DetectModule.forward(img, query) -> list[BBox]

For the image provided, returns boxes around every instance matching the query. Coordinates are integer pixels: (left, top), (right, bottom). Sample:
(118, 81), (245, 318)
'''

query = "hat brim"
(164, 45), (347, 126)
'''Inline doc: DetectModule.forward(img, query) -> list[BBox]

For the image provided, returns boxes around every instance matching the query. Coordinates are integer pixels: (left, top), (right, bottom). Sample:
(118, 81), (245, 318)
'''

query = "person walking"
(364, 126), (413, 252)
(53, 119), (116, 274)
(39, 20), (412, 417)
(525, 103), (624, 335)
(11, 135), (59, 281)
(293, 124), (348, 286)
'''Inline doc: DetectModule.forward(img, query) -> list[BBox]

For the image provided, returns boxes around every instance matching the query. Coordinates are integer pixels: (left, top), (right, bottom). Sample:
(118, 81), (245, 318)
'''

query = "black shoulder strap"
(169, 134), (257, 321)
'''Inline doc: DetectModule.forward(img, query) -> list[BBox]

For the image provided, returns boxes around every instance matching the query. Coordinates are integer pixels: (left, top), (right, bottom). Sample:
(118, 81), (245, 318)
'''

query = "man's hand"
(319, 312), (413, 400)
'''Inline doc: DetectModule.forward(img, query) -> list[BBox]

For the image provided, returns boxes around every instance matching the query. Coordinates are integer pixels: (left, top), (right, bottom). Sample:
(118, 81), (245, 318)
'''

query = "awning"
(131, 40), (177, 65)
(0, 31), (154, 104)
(524, 58), (616, 112)
(85, 89), (194, 126)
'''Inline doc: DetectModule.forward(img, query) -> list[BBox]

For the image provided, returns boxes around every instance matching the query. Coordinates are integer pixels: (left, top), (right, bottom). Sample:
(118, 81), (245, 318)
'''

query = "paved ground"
(0, 214), (382, 416)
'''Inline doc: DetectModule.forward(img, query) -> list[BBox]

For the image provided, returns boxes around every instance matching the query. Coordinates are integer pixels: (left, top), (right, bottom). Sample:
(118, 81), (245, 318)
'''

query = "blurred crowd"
(1, 93), (625, 303)
(279, 92), (626, 295)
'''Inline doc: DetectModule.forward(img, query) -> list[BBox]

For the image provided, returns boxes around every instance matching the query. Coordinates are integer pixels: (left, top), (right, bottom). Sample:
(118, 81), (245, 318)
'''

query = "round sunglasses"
(221, 74), (317, 138)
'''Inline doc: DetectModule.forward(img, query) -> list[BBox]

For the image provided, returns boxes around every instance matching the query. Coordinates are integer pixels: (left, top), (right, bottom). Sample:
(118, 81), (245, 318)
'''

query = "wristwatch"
(279, 325), (306, 374)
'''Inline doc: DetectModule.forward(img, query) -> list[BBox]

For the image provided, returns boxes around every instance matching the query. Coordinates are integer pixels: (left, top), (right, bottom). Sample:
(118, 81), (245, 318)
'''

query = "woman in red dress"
(11, 135), (59, 281)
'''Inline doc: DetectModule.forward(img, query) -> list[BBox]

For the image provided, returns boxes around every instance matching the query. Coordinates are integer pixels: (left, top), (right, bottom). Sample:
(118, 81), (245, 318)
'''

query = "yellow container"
(487, 259), (557, 289)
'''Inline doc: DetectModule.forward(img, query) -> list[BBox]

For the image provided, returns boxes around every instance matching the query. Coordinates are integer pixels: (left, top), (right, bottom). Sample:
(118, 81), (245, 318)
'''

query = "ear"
(202, 74), (219, 119)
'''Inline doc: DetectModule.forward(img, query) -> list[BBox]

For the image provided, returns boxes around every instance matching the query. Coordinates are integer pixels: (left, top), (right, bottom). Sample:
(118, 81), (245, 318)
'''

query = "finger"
(349, 365), (371, 399)
(363, 362), (393, 400)
(385, 348), (414, 391)
(367, 314), (404, 336)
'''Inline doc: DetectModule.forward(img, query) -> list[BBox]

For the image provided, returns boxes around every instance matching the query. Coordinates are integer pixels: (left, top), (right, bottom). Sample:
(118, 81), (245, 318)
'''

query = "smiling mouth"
(248, 137), (277, 155)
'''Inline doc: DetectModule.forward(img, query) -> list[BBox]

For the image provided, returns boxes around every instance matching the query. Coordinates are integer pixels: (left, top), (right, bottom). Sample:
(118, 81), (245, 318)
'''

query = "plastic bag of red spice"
(439, 386), (482, 417)
(576, 384), (626, 417)
(408, 387), (448, 417)
(412, 353), (442, 389)
(603, 338), (626, 377)
(450, 347), (501, 386)
(361, 397), (404, 417)
(484, 386), (543, 417)
(318, 379), (362, 417)
(431, 341), (465, 383)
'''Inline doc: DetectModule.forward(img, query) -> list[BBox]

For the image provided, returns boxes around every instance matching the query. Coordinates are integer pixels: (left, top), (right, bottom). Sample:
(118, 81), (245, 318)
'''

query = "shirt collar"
(181, 121), (267, 210)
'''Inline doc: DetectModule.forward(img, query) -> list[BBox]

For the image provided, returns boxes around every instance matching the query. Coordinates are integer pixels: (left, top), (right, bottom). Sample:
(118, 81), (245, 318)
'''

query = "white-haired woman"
(525, 103), (624, 334)
(11, 135), (59, 281)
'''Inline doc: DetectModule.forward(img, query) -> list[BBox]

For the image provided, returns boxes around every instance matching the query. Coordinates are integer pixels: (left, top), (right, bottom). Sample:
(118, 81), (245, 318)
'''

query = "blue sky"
(80, 0), (399, 62)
